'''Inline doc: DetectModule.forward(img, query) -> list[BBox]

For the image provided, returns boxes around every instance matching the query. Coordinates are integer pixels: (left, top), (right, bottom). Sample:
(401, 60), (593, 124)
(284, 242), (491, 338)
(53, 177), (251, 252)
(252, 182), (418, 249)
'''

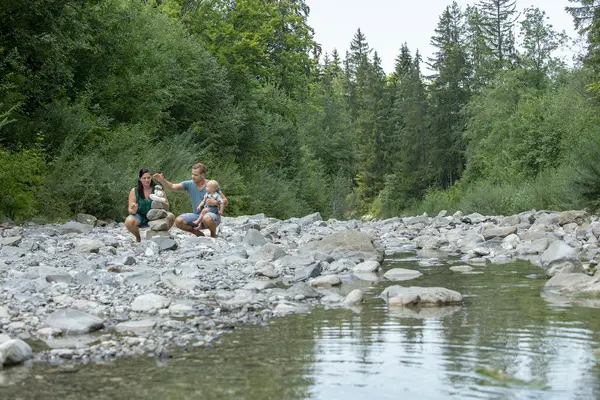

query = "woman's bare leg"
(125, 216), (141, 242)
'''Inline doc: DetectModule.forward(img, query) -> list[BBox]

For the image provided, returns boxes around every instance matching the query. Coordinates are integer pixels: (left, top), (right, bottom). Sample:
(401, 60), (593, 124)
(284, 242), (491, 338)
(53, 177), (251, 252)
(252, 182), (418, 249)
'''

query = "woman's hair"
(136, 168), (156, 196)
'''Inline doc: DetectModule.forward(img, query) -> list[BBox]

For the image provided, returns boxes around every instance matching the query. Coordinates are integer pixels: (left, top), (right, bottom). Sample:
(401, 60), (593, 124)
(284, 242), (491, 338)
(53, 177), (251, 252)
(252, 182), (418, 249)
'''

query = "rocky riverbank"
(1, 209), (599, 367)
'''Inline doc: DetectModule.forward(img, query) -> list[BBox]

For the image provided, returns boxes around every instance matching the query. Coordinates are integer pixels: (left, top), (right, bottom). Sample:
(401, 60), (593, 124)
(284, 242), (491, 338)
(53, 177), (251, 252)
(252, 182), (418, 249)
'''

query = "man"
(153, 163), (227, 237)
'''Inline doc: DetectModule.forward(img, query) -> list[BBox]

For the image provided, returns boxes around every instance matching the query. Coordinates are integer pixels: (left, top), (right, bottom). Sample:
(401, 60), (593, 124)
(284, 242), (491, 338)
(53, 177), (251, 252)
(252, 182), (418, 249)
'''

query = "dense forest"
(1, 0), (600, 222)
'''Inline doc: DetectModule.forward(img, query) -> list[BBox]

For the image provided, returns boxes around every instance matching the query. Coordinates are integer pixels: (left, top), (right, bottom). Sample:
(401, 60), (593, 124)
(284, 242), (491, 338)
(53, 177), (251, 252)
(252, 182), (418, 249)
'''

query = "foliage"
(1, 0), (599, 223)
(45, 126), (208, 221)
(0, 148), (44, 221)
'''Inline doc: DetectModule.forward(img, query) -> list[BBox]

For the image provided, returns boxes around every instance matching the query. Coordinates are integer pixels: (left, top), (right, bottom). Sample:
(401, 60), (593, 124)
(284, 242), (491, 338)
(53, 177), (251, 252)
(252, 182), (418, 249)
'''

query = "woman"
(124, 168), (173, 242)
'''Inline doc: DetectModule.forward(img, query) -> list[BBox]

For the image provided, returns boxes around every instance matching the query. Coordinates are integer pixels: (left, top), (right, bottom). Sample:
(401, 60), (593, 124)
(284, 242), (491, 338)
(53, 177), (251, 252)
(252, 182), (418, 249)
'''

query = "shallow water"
(2, 255), (600, 400)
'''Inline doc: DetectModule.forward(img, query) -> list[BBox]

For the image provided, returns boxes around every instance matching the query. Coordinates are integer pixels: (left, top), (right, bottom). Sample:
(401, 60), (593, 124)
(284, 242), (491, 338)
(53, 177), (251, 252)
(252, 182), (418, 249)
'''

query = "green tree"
(428, 2), (471, 188)
(343, 30), (388, 207)
(476, 0), (518, 67)
(381, 49), (429, 214)
(520, 7), (568, 77)
(566, 0), (600, 69)
(464, 6), (495, 88)
(184, 0), (317, 99)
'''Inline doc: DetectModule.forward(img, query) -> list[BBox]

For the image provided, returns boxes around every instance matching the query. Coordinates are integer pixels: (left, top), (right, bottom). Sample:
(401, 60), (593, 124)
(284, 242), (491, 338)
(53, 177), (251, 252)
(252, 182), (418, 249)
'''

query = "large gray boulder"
(534, 212), (560, 226)
(516, 237), (550, 255)
(543, 273), (600, 295)
(58, 221), (92, 234)
(353, 260), (380, 273)
(482, 226), (517, 240)
(0, 339), (33, 365)
(0, 236), (22, 247)
(304, 229), (374, 253)
(293, 262), (323, 282)
(249, 243), (286, 263)
(381, 285), (462, 306)
(45, 309), (104, 334)
(540, 241), (584, 277)
(415, 235), (446, 250)
(344, 289), (364, 305)
(558, 210), (587, 226)
(243, 229), (267, 246)
(151, 237), (177, 252)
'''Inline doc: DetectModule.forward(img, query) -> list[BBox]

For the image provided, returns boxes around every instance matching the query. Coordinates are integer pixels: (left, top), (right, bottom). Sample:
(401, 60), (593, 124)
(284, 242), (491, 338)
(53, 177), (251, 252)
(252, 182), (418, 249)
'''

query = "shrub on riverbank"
(0, 148), (44, 221)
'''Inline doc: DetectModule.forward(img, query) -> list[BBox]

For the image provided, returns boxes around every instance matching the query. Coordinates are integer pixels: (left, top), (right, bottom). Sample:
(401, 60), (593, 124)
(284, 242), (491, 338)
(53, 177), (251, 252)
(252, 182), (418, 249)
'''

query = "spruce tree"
(428, 2), (470, 187)
(476, 0), (518, 68)
(464, 6), (495, 88)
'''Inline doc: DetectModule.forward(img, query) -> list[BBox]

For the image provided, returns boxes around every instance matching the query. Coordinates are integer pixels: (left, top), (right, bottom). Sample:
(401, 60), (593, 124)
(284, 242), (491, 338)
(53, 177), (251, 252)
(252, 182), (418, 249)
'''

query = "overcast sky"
(304, 0), (582, 73)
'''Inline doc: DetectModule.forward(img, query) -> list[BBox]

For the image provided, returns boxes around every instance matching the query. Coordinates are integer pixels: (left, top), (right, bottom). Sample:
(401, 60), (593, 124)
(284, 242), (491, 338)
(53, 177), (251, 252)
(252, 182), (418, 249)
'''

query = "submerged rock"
(383, 268), (422, 281)
(381, 285), (462, 306)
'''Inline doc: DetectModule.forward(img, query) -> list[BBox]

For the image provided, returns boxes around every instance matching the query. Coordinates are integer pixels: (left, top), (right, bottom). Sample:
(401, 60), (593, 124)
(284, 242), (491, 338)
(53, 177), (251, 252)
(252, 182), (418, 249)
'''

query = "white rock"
(131, 293), (171, 312)
(450, 265), (473, 272)
(310, 275), (342, 287)
(0, 339), (33, 365)
(353, 260), (380, 273)
(45, 309), (104, 335)
(114, 319), (158, 333)
(383, 268), (423, 281)
(344, 289), (364, 305)
(381, 285), (462, 306)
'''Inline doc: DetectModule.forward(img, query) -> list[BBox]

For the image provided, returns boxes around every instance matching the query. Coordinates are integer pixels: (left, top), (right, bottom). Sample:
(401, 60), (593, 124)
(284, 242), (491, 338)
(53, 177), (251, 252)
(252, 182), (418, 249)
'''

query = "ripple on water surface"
(1, 259), (599, 400)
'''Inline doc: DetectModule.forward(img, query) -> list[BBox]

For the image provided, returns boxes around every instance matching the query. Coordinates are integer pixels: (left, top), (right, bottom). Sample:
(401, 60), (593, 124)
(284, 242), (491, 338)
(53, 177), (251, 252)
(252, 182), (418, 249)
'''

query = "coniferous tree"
(428, 2), (471, 187)
(464, 6), (495, 89)
(350, 42), (387, 202)
(382, 49), (428, 212)
(476, 0), (518, 68)
(346, 28), (372, 121)
(566, 0), (600, 69)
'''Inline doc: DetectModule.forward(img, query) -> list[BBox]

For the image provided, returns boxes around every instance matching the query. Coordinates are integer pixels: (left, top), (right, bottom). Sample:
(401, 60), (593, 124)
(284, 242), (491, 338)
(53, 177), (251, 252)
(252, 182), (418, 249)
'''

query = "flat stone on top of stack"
(147, 185), (172, 234)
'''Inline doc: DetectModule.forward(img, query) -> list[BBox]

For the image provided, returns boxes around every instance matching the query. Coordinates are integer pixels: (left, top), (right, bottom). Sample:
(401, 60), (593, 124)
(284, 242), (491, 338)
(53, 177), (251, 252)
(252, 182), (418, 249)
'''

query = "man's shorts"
(179, 212), (220, 227)
(128, 213), (148, 228)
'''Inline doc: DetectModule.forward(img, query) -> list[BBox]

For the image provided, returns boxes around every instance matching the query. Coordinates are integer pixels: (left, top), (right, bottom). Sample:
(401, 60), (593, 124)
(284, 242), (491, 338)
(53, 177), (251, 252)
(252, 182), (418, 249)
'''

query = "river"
(2, 252), (599, 400)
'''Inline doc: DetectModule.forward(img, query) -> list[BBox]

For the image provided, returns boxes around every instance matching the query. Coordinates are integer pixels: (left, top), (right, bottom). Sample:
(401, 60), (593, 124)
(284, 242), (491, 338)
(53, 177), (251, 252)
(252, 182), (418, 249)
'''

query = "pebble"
(0, 209), (592, 367)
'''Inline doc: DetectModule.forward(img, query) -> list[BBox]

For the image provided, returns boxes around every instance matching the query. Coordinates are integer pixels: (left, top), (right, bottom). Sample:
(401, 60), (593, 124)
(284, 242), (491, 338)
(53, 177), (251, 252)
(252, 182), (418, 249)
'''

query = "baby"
(193, 180), (224, 230)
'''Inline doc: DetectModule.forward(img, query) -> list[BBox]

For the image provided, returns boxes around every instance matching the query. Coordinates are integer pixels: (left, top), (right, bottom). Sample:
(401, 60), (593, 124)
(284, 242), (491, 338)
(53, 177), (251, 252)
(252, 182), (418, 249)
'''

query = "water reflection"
(1, 260), (599, 400)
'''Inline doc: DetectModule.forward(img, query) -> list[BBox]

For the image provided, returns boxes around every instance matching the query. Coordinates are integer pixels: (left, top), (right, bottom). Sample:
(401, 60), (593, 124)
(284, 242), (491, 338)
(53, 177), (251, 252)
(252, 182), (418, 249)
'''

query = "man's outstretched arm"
(153, 173), (184, 191)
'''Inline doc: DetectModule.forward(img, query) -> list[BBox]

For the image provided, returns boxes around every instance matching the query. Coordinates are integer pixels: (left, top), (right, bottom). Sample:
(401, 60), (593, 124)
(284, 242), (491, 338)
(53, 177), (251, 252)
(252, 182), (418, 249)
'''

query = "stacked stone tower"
(145, 185), (173, 238)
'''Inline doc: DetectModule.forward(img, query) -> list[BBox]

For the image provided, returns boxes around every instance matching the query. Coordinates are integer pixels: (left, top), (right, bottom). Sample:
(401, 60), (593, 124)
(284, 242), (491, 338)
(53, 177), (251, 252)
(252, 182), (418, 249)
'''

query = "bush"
(459, 181), (518, 216)
(511, 168), (579, 213)
(0, 147), (44, 221)
(408, 183), (464, 216)
(242, 171), (307, 220)
(329, 171), (353, 220)
(294, 146), (332, 218)
(569, 128), (600, 211)
(45, 126), (207, 221)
